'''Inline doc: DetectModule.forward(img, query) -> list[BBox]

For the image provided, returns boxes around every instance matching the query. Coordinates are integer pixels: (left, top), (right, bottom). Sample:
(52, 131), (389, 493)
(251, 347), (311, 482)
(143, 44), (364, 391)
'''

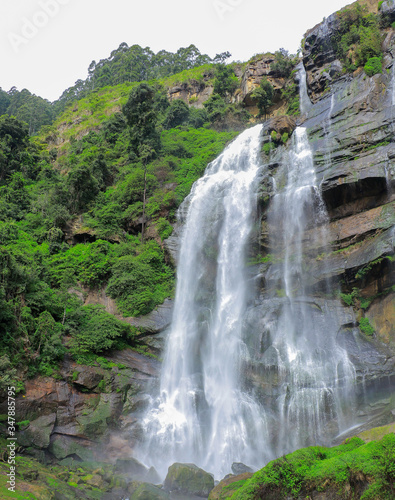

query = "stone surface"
(164, 463), (215, 497)
(231, 462), (254, 475)
(18, 414), (56, 449)
(130, 482), (170, 500)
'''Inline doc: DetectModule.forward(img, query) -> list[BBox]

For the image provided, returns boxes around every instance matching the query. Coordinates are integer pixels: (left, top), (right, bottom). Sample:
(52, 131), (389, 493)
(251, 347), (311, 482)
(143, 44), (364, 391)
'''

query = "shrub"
(213, 64), (238, 96)
(69, 305), (136, 354)
(359, 317), (375, 336)
(262, 142), (275, 155)
(364, 56), (382, 76)
(106, 240), (173, 316)
(163, 99), (190, 129)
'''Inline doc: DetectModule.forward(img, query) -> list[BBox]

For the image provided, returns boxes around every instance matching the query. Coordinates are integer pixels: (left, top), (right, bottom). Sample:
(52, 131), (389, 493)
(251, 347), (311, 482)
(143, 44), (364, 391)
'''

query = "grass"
(230, 434), (395, 499)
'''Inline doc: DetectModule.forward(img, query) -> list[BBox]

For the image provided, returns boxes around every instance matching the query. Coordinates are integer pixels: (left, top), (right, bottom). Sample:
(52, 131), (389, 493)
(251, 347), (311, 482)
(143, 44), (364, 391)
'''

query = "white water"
(298, 62), (312, 116)
(138, 125), (271, 479)
(267, 127), (356, 453)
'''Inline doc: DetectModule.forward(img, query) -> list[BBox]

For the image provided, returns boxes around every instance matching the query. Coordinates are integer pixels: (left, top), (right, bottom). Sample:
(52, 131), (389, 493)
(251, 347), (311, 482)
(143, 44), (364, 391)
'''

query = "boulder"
(231, 462), (254, 475)
(129, 482), (170, 499)
(164, 462), (214, 497)
(18, 413), (56, 449)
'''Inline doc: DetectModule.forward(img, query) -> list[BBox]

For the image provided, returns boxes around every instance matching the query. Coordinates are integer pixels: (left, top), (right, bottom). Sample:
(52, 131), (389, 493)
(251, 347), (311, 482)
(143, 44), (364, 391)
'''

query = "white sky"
(0, 0), (351, 102)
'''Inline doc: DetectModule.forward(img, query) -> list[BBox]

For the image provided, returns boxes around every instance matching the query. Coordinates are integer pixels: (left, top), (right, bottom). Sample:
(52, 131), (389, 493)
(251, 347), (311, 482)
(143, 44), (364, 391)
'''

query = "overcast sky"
(1, 0), (350, 102)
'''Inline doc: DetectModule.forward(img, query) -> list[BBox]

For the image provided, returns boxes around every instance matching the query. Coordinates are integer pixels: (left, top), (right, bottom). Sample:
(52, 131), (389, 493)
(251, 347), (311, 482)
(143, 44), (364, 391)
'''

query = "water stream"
(137, 88), (357, 479)
(138, 125), (271, 479)
(266, 127), (356, 454)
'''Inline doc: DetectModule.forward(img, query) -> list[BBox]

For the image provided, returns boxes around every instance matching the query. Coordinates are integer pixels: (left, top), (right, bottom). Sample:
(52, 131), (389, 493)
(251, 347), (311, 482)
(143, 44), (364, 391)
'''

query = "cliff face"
(249, 4), (395, 444)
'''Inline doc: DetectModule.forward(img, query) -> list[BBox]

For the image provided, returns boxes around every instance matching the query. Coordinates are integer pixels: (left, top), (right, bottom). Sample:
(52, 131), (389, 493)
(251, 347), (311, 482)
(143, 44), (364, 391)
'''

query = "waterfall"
(298, 62), (312, 116)
(266, 127), (356, 453)
(138, 125), (271, 479)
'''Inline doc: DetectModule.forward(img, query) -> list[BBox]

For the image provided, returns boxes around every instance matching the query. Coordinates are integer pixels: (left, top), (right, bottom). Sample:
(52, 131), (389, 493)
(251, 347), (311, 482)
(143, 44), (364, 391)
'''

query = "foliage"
(332, 5), (383, 71)
(155, 217), (173, 241)
(55, 44), (215, 113)
(67, 305), (136, 354)
(251, 78), (274, 118)
(213, 64), (238, 96)
(106, 240), (174, 316)
(163, 99), (190, 129)
(271, 48), (298, 78)
(364, 56), (382, 76)
(281, 80), (300, 115)
(359, 317), (375, 336)
(0, 87), (54, 135)
(122, 83), (161, 157)
(262, 142), (275, 155)
(230, 435), (395, 500)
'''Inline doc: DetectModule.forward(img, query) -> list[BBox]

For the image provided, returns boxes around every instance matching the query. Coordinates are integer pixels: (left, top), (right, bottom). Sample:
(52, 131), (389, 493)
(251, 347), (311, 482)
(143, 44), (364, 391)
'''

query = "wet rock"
(164, 462), (214, 497)
(72, 367), (104, 390)
(18, 414), (56, 449)
(127, 298), (174, 333)
(48, 434), (94, 461)
(231, 462), (254, 475)
(129, 482), (170, 499)
(266, 115), (297, 138)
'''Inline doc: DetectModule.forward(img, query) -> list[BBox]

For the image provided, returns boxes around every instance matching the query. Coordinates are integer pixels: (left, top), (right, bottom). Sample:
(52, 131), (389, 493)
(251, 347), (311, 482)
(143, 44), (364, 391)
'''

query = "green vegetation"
(271, 48), (299, 78)
(230, 434), (395, 499)
(0, 57), (239, 384)
(364, 56), (382, 76)
(331, 4), (384, 72)
(359, 317), (375, 336)
(251, 78), (274, 118)
(55, 44), (227, 114)
(0, 87), (54, 135)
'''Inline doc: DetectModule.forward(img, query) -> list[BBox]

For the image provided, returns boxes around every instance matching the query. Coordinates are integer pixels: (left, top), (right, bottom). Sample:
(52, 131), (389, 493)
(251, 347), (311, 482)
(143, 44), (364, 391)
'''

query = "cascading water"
(138, 125), (271, 479)
(266, 127), (356, 453)
(298, 62), (312, 116)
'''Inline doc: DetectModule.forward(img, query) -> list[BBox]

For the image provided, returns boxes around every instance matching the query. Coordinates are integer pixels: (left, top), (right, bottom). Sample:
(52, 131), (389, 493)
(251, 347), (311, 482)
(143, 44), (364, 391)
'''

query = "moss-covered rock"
(208, 472), (253, 499)
(164, 462), (214, 497)
(130, 482), (170, 499)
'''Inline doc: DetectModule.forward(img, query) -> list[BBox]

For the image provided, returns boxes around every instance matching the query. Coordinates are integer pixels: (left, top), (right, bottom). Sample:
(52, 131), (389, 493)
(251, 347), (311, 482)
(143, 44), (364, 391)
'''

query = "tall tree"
(122, 83), (161, 156)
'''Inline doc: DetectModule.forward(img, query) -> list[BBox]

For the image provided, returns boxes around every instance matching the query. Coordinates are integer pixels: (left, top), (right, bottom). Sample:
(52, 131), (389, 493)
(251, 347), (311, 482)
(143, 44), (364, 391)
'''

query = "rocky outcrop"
(164, 462), (215, 497)
(302, 0), (379, 101)
(168, 80), (214, 108)
(253, 2), (395, 443)
(0, 351), (160, 463)
(240, 55), (287, 110)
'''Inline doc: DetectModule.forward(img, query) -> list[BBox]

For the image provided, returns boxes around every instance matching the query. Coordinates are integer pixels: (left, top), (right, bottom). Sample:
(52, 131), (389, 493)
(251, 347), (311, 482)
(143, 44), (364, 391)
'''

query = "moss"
(230, 435), (395, 499)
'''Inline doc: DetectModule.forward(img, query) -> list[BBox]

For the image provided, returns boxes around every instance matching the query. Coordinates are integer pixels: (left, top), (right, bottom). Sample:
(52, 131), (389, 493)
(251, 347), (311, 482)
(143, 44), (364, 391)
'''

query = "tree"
(163, 99), (190, 129)
(252, 78), (274, 119)
(0, 115), (29, 181)
(213, 64), (238, 97)
(213, 51), (232, 64)
(122, 83), (161, 156)
(271, 48), (296, 78)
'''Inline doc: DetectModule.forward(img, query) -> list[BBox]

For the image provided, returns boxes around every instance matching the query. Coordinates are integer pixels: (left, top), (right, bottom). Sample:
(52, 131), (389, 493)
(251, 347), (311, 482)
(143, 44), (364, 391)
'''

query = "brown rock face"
(0, 352), (160, 462)
(240, 55), (287, 113)
(266, 115), (297, 137)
